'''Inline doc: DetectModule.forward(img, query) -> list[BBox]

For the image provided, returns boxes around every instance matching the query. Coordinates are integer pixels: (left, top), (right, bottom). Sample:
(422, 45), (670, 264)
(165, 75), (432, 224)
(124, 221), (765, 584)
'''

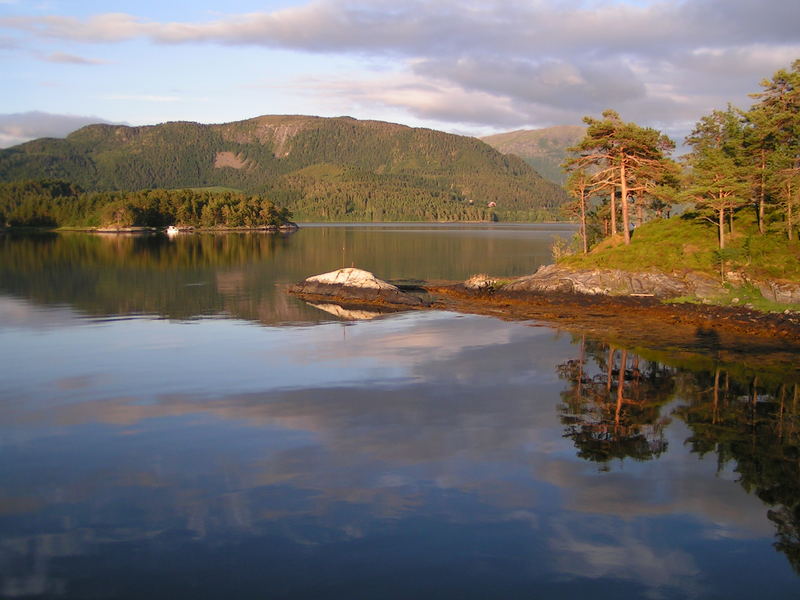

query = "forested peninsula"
(0, 181), (295, 230)
(541, 59), (800, 310)
(0, 115), (566, 225)
(290, 60), (800, 318)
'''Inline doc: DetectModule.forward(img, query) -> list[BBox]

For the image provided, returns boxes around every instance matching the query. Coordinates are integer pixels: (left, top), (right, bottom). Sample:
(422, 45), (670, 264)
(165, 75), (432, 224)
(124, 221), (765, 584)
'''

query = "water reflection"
(677, 371), (800, 574)
(1, 229), (799, 597)
(558, 338), (673, 465)
(0, 226), (567, 326)
(1, 310), (799, 597)
(557, 338), (800, 576)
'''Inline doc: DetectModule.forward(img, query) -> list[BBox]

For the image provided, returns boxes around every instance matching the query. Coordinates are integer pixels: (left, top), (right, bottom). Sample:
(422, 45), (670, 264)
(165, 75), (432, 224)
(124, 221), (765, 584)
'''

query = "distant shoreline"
(1, 224), (300, 234)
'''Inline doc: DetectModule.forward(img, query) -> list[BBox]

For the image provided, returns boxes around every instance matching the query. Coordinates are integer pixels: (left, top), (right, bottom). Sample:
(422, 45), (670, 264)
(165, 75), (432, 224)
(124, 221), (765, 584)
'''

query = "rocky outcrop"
(463, 274), (497, 292)
(290, 268), (428, 307)
(502, 264), (725, 300)
(756, 280), (800, 305)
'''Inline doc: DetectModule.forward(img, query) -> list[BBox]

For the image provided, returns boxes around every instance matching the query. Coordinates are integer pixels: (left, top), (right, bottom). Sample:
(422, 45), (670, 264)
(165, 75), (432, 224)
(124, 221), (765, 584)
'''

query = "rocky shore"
(464, 264), (800, 305)
(289, 266), (800, 373)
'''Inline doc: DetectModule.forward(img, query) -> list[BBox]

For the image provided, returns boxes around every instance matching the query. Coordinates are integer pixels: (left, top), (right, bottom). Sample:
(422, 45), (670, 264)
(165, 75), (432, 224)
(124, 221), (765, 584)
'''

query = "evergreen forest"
(560, 59), (800, 282)
(0, 115), (567, 225)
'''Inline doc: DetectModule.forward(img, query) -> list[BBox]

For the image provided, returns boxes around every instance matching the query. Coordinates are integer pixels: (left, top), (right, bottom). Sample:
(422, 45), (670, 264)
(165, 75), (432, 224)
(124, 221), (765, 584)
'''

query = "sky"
(1, 0), (798, 147)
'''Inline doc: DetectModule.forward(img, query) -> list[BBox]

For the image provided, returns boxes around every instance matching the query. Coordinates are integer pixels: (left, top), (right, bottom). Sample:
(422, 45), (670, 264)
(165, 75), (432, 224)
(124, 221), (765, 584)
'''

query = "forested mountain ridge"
(0, 115), (567, 222)
(482, 126), (585, 184)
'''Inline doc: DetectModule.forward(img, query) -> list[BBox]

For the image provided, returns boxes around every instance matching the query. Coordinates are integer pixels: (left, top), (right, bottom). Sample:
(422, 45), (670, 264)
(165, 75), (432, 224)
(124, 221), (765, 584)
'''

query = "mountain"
(481, 126), (584, 185)
(0, 115), (568, 222)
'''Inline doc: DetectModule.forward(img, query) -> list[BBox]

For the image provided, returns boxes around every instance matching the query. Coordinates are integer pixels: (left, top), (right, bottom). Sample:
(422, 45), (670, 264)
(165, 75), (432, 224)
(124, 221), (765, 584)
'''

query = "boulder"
(464, 274), (497, 292)
(291, 267), (428, 306)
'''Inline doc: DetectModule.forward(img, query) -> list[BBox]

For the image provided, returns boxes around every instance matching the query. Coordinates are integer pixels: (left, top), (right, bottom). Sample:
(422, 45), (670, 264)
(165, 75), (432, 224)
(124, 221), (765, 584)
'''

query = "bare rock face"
(290, 268), (428, 306)
(503, 264), (725, 299)
(757, 280), (800, 305)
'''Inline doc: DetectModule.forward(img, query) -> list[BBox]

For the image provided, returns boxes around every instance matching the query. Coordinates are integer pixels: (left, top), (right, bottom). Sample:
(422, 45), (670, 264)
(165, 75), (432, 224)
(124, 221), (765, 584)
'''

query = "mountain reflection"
(0, 227), (562, 326)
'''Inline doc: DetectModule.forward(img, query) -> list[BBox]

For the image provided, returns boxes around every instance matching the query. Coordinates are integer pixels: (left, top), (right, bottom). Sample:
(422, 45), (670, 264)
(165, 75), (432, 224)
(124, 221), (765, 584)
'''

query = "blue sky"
(1, 0), (798, 146)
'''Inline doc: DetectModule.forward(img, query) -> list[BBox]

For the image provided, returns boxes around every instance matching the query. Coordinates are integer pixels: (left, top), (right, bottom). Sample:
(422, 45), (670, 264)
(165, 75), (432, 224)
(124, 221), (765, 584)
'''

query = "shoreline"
(2, 224), (300, 234)
(290, 280), (800, 378)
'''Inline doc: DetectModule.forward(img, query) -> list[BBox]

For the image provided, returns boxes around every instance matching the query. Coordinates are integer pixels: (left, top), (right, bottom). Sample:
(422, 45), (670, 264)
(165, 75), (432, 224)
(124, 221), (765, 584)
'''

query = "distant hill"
(0, 115), (568, 222)
(481, 126), (584, 185)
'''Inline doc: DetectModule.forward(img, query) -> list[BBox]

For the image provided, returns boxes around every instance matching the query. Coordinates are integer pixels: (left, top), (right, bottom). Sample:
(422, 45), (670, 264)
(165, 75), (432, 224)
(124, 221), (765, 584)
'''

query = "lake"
(1, 224), (798, 599)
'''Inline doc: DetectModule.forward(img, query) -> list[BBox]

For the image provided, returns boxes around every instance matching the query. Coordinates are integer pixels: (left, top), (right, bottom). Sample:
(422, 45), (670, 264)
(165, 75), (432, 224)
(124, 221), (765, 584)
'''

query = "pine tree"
(748, 60), (800, 240)
(565, 110), (675, 245)
(684, 107), (750, 250)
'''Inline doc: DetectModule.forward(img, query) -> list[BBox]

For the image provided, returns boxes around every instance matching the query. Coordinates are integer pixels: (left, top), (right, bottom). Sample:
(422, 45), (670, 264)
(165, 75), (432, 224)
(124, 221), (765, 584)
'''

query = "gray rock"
(757, 280), (800, 305)
(684, 272), (725, 299)
(503, 265), (725, 299)
(464, 274), (497, 291)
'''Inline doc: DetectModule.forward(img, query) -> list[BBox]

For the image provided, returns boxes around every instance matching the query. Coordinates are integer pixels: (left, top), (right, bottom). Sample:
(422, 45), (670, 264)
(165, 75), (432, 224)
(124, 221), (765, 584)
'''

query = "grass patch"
(560, 211), (800, 282)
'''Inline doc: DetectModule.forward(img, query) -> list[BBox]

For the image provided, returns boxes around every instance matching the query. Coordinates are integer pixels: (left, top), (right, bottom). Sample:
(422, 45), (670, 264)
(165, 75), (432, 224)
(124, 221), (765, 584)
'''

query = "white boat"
(166, 225), (180, 236)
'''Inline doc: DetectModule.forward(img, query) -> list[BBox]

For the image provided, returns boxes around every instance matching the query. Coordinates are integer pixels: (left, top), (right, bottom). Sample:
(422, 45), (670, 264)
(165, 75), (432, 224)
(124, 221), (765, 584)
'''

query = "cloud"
(0, 34), (18, 49)
(0, 111), (110, 147)
(40, 51), (108, 65)
(1, 0), (798, 133)
(294, 73), (531, 128)
(3, 1), (797, 55)
(102, 94), (182, 102)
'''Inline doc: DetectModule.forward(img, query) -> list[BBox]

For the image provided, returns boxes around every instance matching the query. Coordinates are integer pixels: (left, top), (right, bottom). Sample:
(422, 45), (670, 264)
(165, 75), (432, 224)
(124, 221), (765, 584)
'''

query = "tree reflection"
(557, 338), (674, 466)
(676, 373), (800, 573)
(559, 336), (800, 572)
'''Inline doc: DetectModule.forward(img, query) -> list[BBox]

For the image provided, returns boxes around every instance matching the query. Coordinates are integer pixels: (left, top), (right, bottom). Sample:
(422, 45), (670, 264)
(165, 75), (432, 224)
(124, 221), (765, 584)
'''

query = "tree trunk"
(620, 161), (630, 244)
(609, 188), (617, 236)
(788, 180), (795, 242)
(580, 190), (588, 253)
(718, 207), (725, 249)
(758, 150), (766, 234)
(615, 350), (627, 429)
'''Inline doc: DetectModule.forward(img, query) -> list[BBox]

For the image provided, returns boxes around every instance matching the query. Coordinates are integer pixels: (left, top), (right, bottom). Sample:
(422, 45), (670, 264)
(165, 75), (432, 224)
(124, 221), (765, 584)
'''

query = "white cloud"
(0, 0), (798, 133)
(41, 51), (108, 65)
(102, 94), (182, 103)
(0, 111), (111, 147)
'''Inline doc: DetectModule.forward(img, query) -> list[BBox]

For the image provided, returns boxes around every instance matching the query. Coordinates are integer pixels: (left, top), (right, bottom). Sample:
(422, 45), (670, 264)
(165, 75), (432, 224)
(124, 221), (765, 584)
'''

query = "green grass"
(560, 211), (800, 282)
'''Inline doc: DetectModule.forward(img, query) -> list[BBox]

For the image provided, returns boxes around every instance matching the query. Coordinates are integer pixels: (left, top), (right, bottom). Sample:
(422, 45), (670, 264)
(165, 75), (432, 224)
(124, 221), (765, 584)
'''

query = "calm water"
(1, 224), (798, 599)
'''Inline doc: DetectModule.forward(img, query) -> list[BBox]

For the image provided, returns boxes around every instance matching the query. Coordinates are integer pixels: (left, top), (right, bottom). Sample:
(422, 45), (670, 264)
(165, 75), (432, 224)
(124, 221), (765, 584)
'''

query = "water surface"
(1, 225), (798, 599)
